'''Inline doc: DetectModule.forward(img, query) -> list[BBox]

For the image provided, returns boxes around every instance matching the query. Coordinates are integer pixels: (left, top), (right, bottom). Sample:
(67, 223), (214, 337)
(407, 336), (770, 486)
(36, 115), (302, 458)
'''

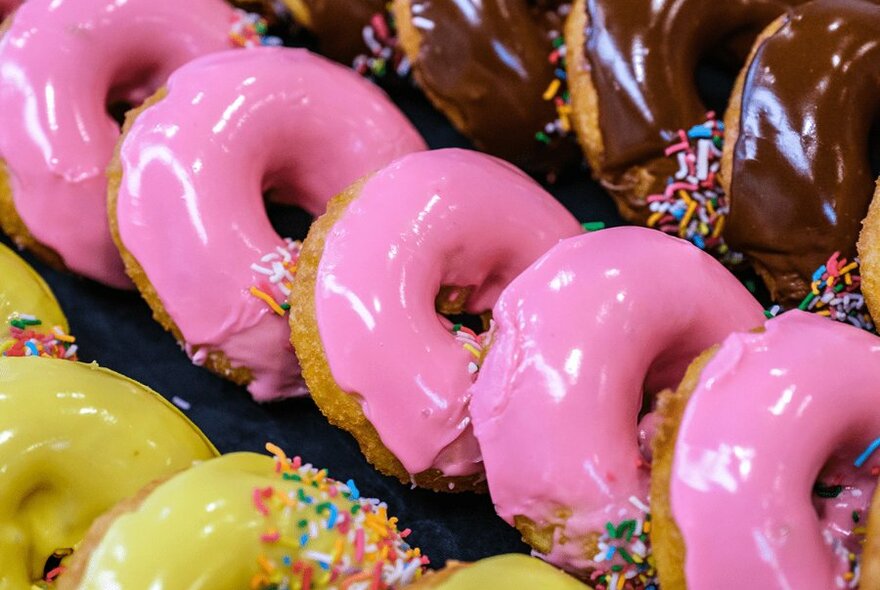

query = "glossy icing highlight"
(396, 0), (576, 172)
(469, 227), (764, 578)
(0, 0), (243, 288)
(0, 357), (217, 588)
(576, 0), (798, 221)
(669, 311), (880, 588)
(67, 452), (425, 589)
(114, 47), (425, 402)
(314, 149), (582, 477)
(725, 0), (880, 303)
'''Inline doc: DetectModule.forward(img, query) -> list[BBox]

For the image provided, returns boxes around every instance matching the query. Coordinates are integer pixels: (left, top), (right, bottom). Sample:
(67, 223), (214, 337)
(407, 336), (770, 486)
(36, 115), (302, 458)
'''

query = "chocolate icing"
(581, 0), (799, 220)
(301, 0), (386, 64)
(401, 0), (578, 173)
(725, 0), (880, 304)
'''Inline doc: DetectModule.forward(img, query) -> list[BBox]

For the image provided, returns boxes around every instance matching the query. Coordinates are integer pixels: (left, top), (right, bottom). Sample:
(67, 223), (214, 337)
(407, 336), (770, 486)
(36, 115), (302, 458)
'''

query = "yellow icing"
(426, 555), (588, 589)
(73, 452), (425, 589)
(0, 243), (69, 348)
(0, 357), (217, 590)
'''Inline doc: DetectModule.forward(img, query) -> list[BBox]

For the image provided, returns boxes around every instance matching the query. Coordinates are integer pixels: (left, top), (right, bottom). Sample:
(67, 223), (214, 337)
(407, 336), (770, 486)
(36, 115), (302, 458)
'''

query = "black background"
(1, 34), (750, 567)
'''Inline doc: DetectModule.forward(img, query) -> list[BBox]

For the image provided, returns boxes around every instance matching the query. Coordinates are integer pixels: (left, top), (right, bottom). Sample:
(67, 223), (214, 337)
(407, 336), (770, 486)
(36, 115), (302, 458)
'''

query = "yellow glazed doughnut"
(60, 449), (427, 589)
(0, 357), (217, 588)
(410, 555), (588, 589)
(0, 242), (76, 359)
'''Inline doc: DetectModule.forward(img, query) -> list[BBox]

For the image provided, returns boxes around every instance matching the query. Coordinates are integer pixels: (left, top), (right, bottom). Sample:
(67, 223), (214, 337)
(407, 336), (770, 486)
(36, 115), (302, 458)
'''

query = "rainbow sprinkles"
(1, 313), (77, 360)
(249, 238), (302, 317)
(646, 113), (741, 265)
(252, 443), (428, 590)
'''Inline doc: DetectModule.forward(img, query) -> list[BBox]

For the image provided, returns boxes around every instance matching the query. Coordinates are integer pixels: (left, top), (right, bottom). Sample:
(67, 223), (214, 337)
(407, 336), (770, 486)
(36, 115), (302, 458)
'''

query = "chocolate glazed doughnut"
(566, 0), (799, 225)
(724, 0), (880, 305)
(393, 0), (579, 174)
(281, 0), (388, 65)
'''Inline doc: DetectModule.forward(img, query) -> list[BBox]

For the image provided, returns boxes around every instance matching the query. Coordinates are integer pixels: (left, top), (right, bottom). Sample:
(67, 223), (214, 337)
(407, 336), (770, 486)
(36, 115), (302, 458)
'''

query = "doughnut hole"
(42, 548), (72, 582)
(811, 450), (878, 557)
(436, 286), (491, 332)
(694, 28), (752, 117)
(105, 62), (165, 128)
(264, 198), (314, 245)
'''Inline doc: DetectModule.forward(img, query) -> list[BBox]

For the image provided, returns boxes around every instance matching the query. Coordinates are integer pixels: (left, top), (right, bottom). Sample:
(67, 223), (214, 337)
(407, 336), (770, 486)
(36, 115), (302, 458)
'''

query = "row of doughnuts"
(0, 0), (428, 399)
(7, 0), (878, 335)
(4, 0), (880, 588)
(289, 158), (880, 589)
(2, 0), (877, 400)
(0, 236), (590, 589)
(280, 0), (880, 330)
(8, 154), (880, 589)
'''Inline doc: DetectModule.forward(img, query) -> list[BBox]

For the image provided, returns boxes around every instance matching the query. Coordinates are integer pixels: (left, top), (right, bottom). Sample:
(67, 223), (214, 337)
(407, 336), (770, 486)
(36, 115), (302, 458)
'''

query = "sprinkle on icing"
(646, 113), (741, 265)
(249, 239), (301, 316)
(252, 443), (427, 589)
(537, 27), (573, 145)
(586, 497), (657, 590)
(537, 4), (573, 147)
(353, 7), (410, 80)
(229, 9), (283, 48)
(1, 314), (77, 360)
(765, 252), (875, 333)
(452, 321), (495, 378)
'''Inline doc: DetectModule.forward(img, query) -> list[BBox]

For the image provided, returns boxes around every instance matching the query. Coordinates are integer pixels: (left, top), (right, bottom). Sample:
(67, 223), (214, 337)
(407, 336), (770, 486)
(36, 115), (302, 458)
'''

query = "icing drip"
(646, 113), (740, 264)
(585, 502), (658, 590)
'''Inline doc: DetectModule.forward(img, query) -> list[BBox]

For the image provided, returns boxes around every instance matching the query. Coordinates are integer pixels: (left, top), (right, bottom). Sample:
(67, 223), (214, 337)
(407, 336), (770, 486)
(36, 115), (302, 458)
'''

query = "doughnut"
(859, 185), (880, 330)
(411, 555), (588, 589)
(393, 0), (578, 173)
(280, 0), (397, 72)
(109, 47), (425, 402)
(0, 0), (274, 289)
(651, 310), (880, 588)
(467, 227), (763, 583)
(0, 356), (217, 588)
(565, 0), (796, 253)
(862, 487), (880, 588)
(290, 149), (582, 491)
(59, 448), (427, 589)
(723, 0), (880, 307)
(0, 242), (77, 359)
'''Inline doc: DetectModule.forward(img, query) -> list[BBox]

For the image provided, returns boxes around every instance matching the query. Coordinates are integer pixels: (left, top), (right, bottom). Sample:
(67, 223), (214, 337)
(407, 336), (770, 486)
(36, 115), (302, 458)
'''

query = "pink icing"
(314, 149), (582, 477)
(0, 0), (242, 288)
(669, 310), (880, 589)
(468, 228), (764, 576)
(0, 0), (21, 20)
(115, 47), (425, 402)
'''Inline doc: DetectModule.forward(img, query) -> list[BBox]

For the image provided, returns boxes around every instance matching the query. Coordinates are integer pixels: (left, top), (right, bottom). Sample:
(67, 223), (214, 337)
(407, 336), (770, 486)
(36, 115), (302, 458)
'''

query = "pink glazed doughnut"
(0, 0), (264, 288)
(290, 148), (583, 491)
(468, 227), (765, 584)
(652, 310), (880, 589)
(110, 47), (425, 402)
